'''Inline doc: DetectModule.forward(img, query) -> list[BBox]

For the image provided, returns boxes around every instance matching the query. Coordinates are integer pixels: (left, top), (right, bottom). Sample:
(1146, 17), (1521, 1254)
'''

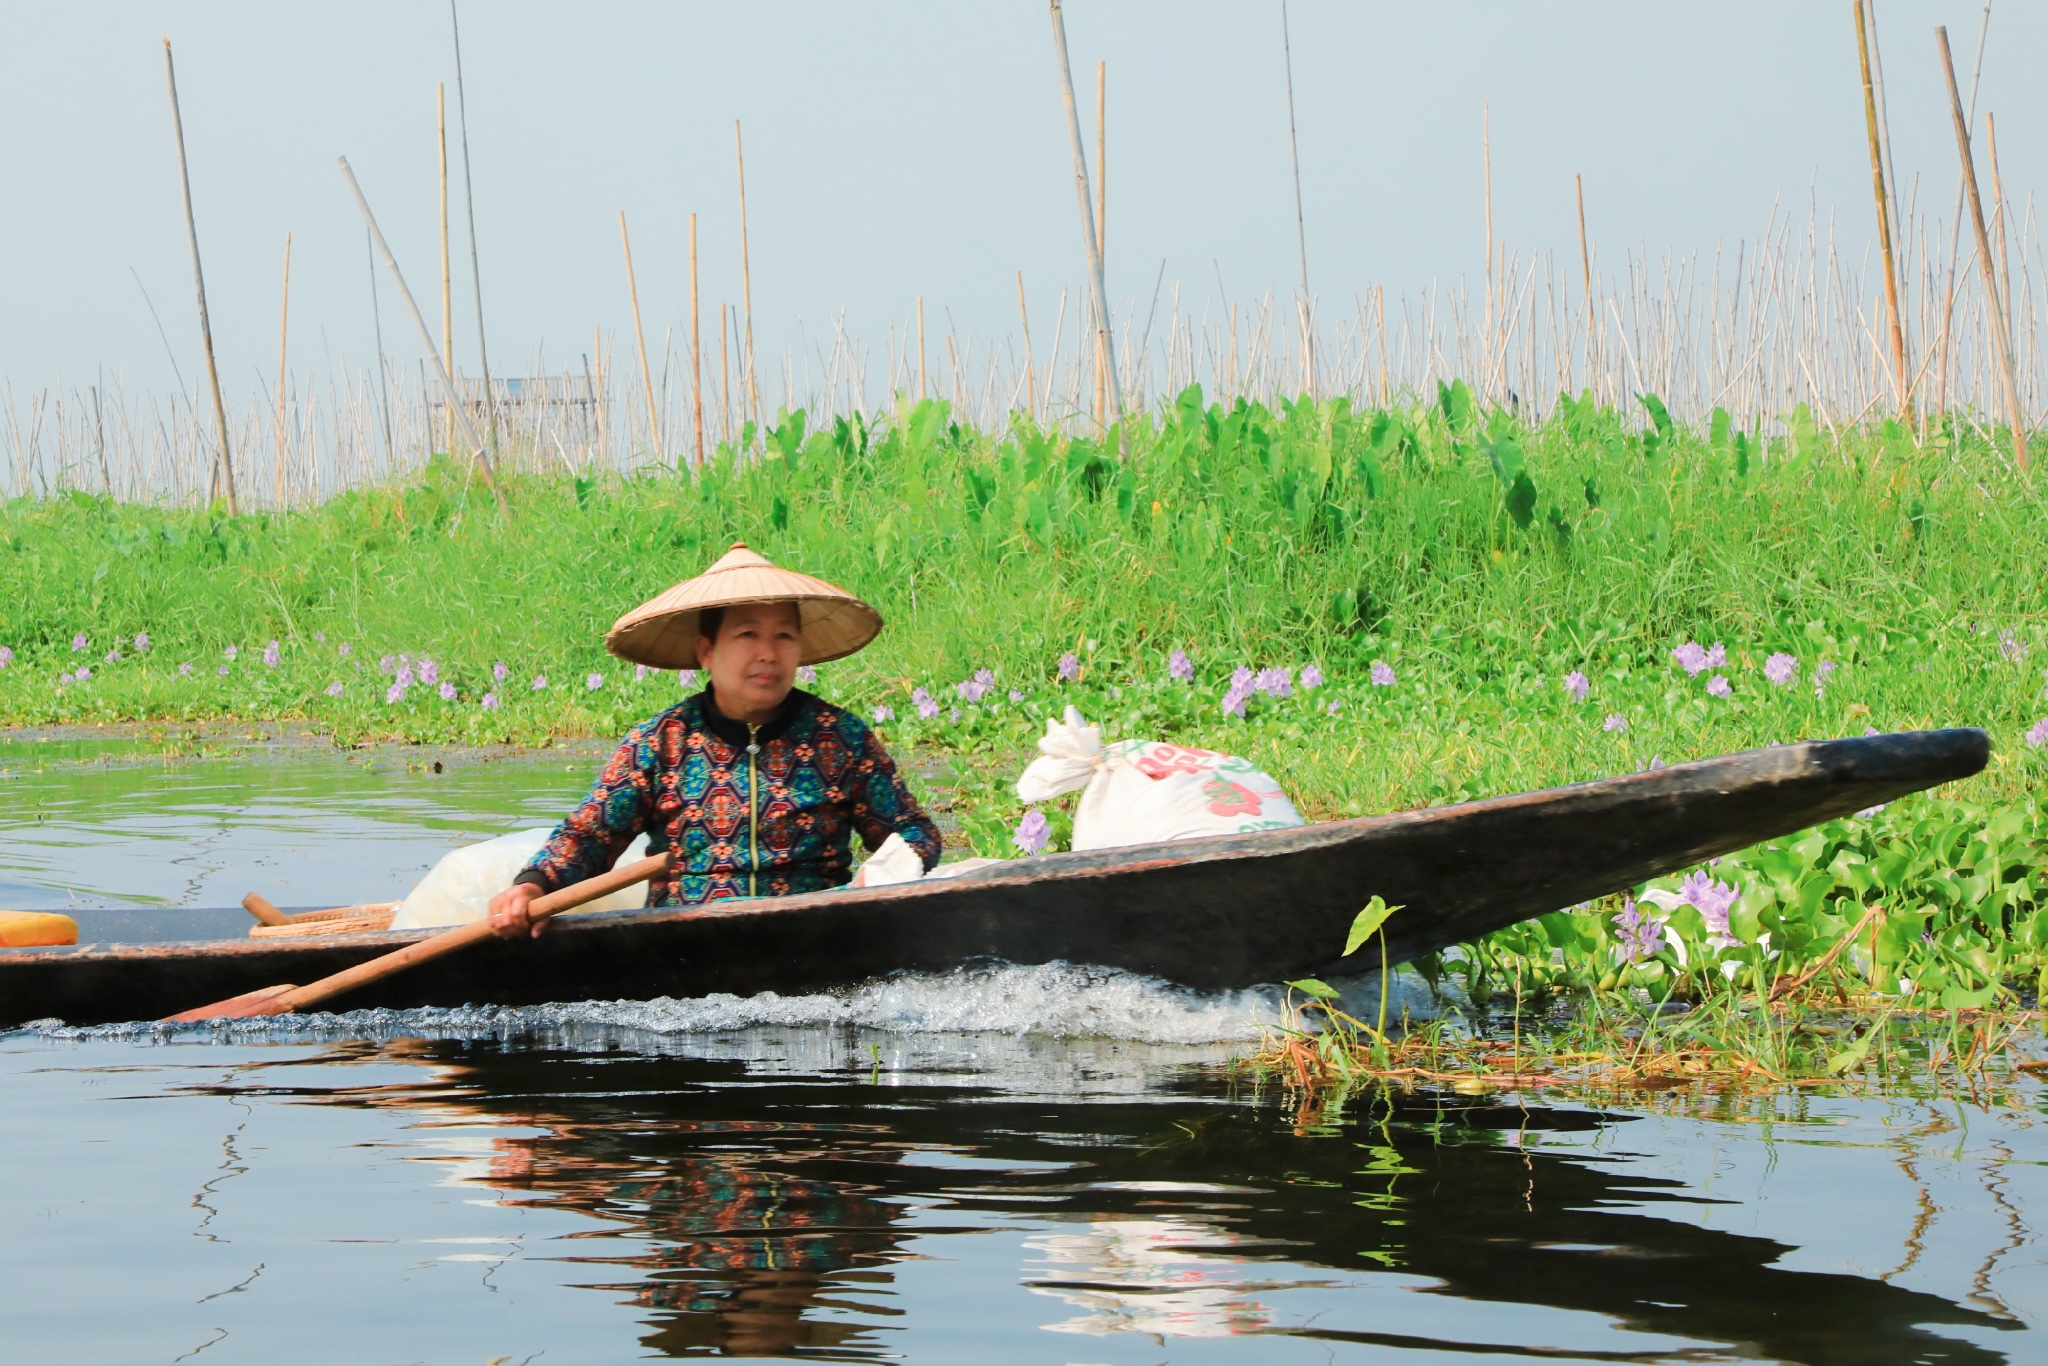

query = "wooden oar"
(165, 852), (671, 1022)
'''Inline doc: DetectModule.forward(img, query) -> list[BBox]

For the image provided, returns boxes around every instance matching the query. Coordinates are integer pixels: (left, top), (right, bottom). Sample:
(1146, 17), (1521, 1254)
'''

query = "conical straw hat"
(605, 543), (883, 669)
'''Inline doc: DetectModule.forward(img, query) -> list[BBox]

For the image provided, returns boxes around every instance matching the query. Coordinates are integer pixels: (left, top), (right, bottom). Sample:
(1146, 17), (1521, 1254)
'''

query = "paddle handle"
(273, 851), (671, 1014)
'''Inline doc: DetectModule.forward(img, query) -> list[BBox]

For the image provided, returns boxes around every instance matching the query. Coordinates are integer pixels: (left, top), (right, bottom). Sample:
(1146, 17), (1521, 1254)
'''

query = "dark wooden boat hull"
(0, 729), (1989, 1028)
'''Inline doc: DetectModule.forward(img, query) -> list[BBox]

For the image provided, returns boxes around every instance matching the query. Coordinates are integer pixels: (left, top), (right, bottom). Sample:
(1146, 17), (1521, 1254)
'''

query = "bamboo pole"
(1988, 112), (2012, 321)
(1575, 173), (1595, 398)
(162, 39), (236, 514)
(1937, 26), (2026, 470)
(735, 121), (759, 431)
(689, 211), (704, 465)
(1047, 0), (1123, 448)
(449, 0), (496, 456)
(720, 305), (733, 443)
(593, 325), (608, 463)
(1017, 269), (1036, 425)
(1855, 1), (1912, 424)
(437, 83), (455, 455)
(1280, 0), (1313, 395)
(618, 211), (661, 455)
(1094, 60), (1108, 424)
(338, 155), (508, 517)
(1483, 102), (1494, 380)
(274, 233), (291, 505)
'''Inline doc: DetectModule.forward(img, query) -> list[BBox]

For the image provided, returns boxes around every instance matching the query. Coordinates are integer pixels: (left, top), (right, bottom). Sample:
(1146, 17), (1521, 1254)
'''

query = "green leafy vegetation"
(4, 386), (2045, 1007)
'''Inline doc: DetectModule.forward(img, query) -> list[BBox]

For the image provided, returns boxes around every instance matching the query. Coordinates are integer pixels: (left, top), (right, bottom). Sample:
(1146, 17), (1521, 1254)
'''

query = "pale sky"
(0, 2), (2039, 408)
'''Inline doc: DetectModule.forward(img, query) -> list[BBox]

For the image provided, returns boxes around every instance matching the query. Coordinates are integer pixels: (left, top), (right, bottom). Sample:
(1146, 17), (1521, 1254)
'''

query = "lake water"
(3, 731), (2044, 1363)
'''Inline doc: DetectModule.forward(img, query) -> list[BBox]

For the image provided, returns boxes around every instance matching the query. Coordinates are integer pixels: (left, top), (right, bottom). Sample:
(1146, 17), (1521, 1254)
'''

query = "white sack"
(389, 828), (651, 930)
(1015, 706), (1304, 852)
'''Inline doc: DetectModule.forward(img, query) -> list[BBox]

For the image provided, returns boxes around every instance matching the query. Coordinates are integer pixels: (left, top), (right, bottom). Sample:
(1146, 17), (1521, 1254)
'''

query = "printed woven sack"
(1014, 707), (1304, 852)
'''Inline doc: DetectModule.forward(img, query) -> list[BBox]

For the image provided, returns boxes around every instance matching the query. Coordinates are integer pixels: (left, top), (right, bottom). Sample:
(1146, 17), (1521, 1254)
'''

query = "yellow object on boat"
(0, 911), (78, 948)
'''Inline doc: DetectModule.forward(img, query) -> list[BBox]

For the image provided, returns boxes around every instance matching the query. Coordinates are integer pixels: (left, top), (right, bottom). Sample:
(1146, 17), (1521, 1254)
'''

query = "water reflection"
(219, 1035), (2025, 1363)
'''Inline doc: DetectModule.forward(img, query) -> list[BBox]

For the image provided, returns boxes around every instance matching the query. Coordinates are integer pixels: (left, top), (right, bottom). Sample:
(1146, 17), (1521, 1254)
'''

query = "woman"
(488, 543), (941, 939)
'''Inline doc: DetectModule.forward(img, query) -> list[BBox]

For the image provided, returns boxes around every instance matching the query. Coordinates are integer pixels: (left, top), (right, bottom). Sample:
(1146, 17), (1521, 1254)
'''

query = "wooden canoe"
(0, 728), (1989, 1029)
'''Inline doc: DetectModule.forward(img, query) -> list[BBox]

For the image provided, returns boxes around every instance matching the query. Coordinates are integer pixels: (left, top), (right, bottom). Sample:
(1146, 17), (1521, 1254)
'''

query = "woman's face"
(697, 601), (802, 722)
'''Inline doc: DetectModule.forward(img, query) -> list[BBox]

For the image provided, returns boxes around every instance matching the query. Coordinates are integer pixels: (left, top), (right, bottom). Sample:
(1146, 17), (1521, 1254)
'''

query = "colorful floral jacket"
(514, 687), (941, 906)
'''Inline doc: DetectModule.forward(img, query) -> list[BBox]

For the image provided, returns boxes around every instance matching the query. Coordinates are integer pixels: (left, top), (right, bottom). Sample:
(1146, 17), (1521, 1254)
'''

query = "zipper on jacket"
(746, 724), (761, 897)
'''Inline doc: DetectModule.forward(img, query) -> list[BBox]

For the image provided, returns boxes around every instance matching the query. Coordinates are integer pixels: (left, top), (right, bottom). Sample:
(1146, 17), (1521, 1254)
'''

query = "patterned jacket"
(514, 687), (941, 906)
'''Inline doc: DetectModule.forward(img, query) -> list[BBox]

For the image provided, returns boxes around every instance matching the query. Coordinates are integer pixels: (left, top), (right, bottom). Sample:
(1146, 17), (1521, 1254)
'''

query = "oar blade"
(163, 983), (299, 1022)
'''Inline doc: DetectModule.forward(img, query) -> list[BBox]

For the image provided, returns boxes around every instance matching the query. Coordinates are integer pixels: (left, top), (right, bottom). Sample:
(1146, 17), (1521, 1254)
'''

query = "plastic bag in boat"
(1013, 706), (1304, 852)
(852, 832), (1004, 888)
(389, 828), (651, 930)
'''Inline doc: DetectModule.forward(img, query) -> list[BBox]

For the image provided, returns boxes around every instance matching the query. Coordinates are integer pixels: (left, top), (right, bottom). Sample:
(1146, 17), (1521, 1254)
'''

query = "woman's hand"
(487, 883), (546, 939)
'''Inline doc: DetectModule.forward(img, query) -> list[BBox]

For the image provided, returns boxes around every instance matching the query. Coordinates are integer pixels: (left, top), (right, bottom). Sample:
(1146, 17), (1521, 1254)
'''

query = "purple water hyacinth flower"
(948, 708), (962, 724)
(224, 645), (238, 661)
(1706, 674), (1732, 699)
(394, 663), (415, 689)
(492, 660), (508, 684)
(1008, 689), (1024, 703)
(217, 664), (229, 677)
(385, 681), (407, 705)
(873, 704), (894, 722)
(1705, 642), (1727, 669)
(338, 643), (352, 658)
(912, 686), (940, 719)
(178, 662), (191, 676)
(1672, 641), (1708, 676)
(956, 669), (992, 703)
(1169, 649), (1194, 682)
(71, 634), (88, 652)
(56, 670), (71, 686)
(1300, 664), (1324, 690)
(1764, 652), (1797, 687)
(585, 673), (604, 691)
(1221, 681), (1251, 718)
(1602, 712), (1628, 733)
(325, 680), (344, 697)
(1813, 659), (1837, 697)
(797, 665), (818, 685)
(312, 631), (325, 645)
(263, 640), (281, 668)
(1327, 699), (1342, 715)
(1230, 665), (1254, 691)
(679, 669), (698, 689)
(1254, 667), (1292, 699)
(76, 665), (91, 681)
(1640, 755), (1665, 771)
(0, 646), (12, 668)
(134, 633), (150, 653)
(1855, 803), (1888, 819)
(379, 654), (396, 672)
(531, 674), (548, 691)
(1013, 809), (1051, 855)
(416, 657), (439, 685)
(1057, 652), (1080, 682)
(481, 692), (500, 711)
(1369, 660), (1396, 687)
(2026, 718), (2048, 748)
(1999, 628), (2028, 663)
(104, 649), (121, 663)
(438, 681), (457, 701)
(1563, 670), (1590, 702)
(1678, 870), (1742, 950)
(635, 664), (650, 683)
(1611, 896), (1667, 964)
